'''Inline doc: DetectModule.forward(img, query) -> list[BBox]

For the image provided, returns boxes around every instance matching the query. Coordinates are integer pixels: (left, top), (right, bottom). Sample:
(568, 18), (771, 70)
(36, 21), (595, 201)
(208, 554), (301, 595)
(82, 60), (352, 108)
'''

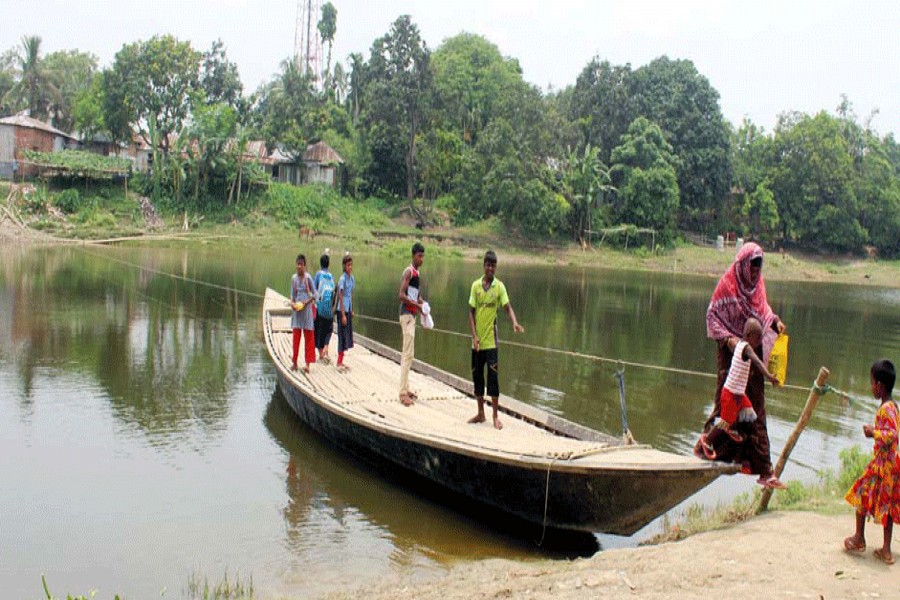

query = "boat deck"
(265, 289), (727, 472)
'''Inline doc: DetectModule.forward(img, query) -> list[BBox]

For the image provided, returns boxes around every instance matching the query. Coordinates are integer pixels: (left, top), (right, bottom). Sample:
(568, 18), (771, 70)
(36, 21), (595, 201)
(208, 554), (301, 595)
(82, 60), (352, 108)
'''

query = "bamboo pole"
(758, 366), (830, 512)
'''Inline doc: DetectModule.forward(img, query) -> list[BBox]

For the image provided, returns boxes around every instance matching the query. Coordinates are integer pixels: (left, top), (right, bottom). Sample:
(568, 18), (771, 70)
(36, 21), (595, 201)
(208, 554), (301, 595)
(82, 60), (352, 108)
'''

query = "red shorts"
(720, 388), (752, 424)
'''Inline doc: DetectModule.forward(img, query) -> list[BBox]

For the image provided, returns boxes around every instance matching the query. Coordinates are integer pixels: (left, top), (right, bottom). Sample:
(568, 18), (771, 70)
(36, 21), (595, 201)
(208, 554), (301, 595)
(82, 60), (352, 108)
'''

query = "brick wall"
(14, 127), (56, 178)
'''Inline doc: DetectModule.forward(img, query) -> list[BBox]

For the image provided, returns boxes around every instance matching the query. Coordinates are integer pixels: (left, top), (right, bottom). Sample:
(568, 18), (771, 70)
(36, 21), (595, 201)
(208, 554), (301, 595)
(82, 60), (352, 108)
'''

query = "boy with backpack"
(313, 253), (336, 364)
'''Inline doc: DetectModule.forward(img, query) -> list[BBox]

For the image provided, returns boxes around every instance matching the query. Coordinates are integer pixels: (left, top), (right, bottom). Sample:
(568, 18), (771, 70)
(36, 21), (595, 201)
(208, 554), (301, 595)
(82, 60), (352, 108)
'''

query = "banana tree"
(564, 144), (615, 248)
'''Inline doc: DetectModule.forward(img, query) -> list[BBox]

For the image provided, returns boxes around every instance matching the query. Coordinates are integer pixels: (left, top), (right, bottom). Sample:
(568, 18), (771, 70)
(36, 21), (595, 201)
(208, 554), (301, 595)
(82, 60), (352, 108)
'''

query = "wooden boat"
(263, 288), (738, 535)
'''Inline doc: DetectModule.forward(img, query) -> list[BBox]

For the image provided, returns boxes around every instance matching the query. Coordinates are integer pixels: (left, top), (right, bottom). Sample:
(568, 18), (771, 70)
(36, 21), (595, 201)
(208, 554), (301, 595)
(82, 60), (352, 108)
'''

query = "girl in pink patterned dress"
(844, 359), (898, 565)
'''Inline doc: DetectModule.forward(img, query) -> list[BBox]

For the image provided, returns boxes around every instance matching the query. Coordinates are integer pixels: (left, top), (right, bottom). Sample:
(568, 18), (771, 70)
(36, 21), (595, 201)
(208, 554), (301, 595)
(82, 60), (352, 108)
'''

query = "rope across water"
(79, 245), (864, 542)
(77, 246), (819, 395)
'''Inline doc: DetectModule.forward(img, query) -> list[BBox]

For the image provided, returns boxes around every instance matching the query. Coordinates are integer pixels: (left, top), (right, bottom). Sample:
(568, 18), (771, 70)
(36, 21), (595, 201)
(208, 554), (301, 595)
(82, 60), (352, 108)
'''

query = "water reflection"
(263, 389), (600, 562)
(0, 248), (259, 448)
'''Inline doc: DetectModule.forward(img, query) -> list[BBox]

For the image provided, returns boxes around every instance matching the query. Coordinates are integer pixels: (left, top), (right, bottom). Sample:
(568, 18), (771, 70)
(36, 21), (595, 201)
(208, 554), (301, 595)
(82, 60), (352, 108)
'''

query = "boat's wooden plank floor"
(266, 291), (710, 468)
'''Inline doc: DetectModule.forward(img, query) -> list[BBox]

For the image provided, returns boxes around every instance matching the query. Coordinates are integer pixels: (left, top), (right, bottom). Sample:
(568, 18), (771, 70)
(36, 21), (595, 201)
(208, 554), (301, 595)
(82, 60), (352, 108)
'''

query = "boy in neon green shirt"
(467, 250), (525, 429)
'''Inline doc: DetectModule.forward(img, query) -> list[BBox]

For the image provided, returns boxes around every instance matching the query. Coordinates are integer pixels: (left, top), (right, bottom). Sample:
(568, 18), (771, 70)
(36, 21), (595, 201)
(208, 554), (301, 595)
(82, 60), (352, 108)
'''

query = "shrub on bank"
(53, 189), (81, 213)
(267, 183), (334, 230)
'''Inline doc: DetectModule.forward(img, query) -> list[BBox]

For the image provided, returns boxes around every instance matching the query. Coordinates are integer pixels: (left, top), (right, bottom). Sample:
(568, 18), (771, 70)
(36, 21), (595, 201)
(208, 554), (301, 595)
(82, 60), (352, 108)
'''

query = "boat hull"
(277, 372), (721, 535)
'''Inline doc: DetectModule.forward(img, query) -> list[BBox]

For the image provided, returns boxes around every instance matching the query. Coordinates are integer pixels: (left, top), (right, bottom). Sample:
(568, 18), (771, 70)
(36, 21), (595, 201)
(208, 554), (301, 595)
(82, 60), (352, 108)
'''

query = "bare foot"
(400, 394), (414, 407)
(290, 363), (298, 371)
(302, 365), (310, 374)
(493, 417), (503, 430)
(844, 536), (866, 553)
(874, 548), (895, 564)
(468, 413), (486, 424)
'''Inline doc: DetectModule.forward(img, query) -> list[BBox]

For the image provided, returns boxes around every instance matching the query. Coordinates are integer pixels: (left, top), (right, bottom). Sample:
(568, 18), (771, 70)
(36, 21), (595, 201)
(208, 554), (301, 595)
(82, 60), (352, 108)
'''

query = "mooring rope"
(813, 383), (873, 406)
(536, 456), (558, 548)
(74, 246), (823, 395)
(614, 365), (636, 444)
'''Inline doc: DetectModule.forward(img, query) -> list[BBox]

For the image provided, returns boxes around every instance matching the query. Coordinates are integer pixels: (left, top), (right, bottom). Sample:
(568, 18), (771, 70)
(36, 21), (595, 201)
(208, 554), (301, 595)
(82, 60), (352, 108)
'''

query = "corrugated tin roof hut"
(301, 141), (344, 188)
(0, 113), (77, 179)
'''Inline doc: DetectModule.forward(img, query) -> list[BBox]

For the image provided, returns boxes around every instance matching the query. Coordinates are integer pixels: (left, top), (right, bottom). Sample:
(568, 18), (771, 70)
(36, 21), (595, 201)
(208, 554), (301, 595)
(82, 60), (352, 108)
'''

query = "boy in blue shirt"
(336, 254), (355, 371)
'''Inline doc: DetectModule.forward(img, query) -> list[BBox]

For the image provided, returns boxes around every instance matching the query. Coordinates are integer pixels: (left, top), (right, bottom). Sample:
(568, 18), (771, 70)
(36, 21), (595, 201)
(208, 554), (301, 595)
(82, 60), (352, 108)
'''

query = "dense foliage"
(2, 17), (899, 255)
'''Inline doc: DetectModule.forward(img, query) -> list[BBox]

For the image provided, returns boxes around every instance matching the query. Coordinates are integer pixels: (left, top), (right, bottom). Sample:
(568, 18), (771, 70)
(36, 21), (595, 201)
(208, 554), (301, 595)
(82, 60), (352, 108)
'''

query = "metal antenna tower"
(294, 0), (324, 89)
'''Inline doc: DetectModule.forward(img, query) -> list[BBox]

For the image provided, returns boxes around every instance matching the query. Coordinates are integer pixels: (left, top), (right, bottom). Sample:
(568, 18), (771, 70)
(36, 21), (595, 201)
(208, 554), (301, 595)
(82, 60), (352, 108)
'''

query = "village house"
(257, 140), (345, 191)
(300, 140), (344, 188)
(1, 114), (346, 192)
(0, 113), (78, 179)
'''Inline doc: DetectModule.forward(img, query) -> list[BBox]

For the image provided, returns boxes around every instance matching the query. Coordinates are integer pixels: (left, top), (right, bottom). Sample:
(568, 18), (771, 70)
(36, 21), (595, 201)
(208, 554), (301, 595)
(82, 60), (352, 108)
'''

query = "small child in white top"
(700, 318), (780, 458)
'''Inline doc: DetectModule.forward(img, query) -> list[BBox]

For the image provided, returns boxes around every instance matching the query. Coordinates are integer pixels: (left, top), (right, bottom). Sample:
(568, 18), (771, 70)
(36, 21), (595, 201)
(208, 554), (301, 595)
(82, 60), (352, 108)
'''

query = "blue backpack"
(316, 272), (335, 319)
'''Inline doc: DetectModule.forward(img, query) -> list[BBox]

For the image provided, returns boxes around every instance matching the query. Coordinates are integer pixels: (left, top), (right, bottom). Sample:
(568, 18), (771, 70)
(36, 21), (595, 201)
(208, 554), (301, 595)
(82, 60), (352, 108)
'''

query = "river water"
(1, 244), (898, 598)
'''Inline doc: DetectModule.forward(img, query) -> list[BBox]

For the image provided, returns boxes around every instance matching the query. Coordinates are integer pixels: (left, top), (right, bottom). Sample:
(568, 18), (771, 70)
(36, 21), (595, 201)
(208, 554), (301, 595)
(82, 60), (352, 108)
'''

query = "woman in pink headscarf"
(699, 242), (788, 489)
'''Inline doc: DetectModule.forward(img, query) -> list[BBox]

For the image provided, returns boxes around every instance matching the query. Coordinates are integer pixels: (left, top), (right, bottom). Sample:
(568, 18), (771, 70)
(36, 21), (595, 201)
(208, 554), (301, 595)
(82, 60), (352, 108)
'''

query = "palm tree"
(331, 61), (347, 105)
(347, 52), (365, 124)
(3, 36), (60, 121)
(317, 2), (337, 95)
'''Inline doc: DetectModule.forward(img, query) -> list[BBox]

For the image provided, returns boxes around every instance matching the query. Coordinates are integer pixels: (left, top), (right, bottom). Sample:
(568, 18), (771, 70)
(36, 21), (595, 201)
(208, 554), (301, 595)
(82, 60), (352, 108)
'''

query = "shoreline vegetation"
(3, 181), (899, 290)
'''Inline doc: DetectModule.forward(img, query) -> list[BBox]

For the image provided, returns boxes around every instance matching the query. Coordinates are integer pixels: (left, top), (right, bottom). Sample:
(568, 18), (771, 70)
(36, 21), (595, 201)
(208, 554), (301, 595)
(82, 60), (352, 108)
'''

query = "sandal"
(756, 476), (787, 490)
(844, 537), (866, 553)
(697, 434), (717, 460)
(874, 549), (895, 564)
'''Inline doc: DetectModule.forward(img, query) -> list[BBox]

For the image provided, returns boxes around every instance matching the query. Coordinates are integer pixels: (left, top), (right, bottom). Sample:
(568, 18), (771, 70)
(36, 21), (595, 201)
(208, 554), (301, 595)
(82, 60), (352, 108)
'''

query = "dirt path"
(326, 511), (897, 599)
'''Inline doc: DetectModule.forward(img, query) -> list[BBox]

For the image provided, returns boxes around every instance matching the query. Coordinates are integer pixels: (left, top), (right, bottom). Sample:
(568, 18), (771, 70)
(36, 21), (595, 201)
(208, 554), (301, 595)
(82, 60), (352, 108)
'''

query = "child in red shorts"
(700, 318), (780, 458)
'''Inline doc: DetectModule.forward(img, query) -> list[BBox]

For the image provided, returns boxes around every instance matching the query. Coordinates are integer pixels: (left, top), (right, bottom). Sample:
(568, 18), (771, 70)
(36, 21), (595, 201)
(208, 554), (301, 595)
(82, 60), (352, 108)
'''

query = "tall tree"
(361, 15), (432, 199)
(856, 132), (900, 258)
(104, 35), (200, 154)
(569, 58), (633, 161)
(43, 50), (98, 132)
(455, 117), (568, 236)
(200, 39), (243, 109)
(431, 33), (527, 145)
(563, 144), (614, 247)
(186, 101), (237, 206)
(317, 2), (337, 95)
(628, 57), (732, 231)
(347, 52), (365, 124)
(769, 111), (864, 251)
(610, 117), (680, 235)
(252, 56), (318, 155)
(0, 48), (17, 115)
(3, 35), (61, 121)
(72, 73), (106, 140)
(332, 61), (347, 104)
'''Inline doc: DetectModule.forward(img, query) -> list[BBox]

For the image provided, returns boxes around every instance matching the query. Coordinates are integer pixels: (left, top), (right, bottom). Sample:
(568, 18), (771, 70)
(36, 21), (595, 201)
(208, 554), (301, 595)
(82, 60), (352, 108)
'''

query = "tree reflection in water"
(263, 389), (600, 561)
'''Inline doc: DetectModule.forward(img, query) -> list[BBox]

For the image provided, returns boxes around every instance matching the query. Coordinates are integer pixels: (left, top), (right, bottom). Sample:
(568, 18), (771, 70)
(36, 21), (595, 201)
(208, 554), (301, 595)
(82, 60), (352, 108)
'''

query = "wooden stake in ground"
(758, 366), (830, 513)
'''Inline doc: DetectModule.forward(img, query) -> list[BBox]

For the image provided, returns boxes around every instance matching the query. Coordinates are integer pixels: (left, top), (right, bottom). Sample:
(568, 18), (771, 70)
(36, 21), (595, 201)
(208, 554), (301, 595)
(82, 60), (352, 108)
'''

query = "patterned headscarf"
(706, 242), (779, 362)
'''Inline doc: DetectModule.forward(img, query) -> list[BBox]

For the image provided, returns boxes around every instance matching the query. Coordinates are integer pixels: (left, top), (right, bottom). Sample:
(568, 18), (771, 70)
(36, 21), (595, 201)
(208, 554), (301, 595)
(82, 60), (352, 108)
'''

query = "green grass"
(646, 445), (869, 545)
(41, 574), (120, 600)
(185, 570), (254, 600)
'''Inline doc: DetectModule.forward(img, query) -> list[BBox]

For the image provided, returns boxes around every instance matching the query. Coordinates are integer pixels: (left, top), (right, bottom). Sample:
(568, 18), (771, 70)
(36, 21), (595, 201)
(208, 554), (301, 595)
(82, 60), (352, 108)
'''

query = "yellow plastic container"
(768, 333), (789, 386)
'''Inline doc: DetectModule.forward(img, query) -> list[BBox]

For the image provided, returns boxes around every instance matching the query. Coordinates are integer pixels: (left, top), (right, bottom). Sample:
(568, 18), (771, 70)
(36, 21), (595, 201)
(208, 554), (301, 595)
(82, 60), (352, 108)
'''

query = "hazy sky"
(4, 0), (898, 135)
